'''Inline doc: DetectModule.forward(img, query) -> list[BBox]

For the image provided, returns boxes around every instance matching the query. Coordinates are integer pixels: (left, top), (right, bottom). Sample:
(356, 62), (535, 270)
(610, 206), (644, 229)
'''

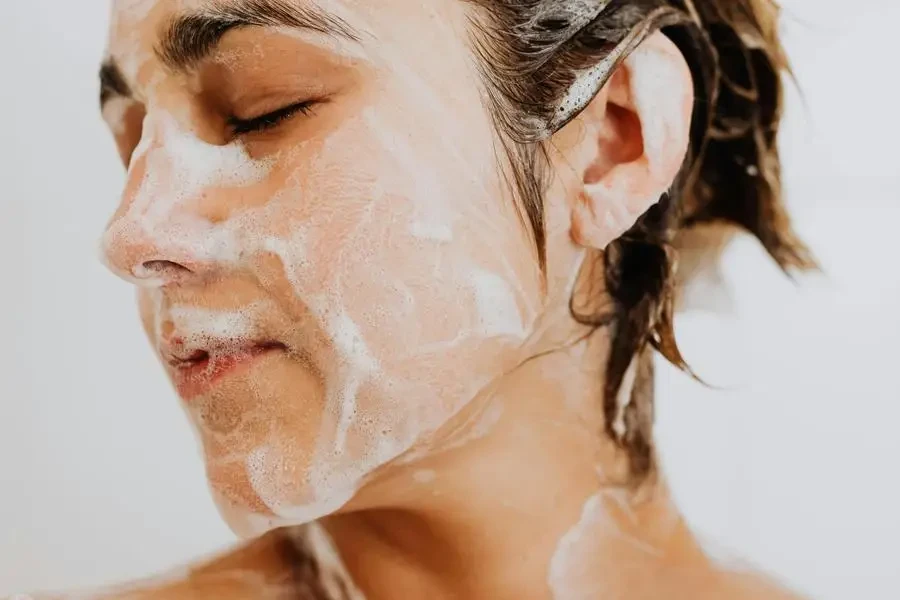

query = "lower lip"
(173, 345), (282, 400)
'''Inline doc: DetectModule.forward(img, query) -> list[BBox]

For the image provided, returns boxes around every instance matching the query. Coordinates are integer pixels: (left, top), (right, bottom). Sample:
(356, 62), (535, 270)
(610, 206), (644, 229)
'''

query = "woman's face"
(100, 0), (545, 535)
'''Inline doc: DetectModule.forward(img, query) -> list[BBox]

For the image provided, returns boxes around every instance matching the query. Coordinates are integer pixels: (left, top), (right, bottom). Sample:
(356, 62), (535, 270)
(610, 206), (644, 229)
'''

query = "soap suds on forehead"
(107, 0), (156, 85)
(113, 0), (156, 21)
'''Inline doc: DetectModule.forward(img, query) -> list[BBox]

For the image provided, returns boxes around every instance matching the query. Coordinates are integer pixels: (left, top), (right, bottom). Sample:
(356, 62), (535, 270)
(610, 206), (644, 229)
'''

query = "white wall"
(1, 1), (897, 598)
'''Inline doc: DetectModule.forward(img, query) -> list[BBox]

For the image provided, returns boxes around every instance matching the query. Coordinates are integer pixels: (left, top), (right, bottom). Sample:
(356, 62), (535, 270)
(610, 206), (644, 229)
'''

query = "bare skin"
(5, 0), (806, 598)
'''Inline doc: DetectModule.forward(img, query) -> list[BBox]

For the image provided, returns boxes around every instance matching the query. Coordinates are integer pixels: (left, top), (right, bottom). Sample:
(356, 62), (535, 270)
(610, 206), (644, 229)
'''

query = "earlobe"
(569, 32), (694, 250)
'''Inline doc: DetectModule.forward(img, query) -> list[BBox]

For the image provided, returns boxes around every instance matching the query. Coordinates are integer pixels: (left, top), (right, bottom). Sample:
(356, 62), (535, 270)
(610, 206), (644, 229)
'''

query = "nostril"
(136, 259), (193, 279)
(141, 259), (191, 273)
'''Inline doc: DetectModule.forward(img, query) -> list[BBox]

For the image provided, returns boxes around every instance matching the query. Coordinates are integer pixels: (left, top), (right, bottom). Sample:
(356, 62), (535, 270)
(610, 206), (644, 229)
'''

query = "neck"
(322, 326), (709, 600)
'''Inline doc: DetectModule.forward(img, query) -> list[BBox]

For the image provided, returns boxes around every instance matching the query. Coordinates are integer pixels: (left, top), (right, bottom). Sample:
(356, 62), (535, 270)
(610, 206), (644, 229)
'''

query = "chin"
(209, 463), (362, 538)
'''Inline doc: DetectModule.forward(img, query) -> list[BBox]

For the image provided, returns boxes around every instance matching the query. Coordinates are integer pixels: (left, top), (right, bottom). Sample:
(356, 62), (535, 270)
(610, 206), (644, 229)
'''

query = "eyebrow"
(99, 60), (132, 107)
(156, 0), (362, 71)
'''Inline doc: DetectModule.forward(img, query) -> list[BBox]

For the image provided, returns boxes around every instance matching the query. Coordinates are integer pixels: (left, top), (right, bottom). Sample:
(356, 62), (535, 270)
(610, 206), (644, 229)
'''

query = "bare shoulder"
(3, 529), (311, 600)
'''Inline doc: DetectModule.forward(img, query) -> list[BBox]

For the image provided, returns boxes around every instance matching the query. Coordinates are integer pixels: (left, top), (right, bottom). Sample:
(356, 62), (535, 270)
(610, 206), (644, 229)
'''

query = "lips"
(165, 339), (285, 400)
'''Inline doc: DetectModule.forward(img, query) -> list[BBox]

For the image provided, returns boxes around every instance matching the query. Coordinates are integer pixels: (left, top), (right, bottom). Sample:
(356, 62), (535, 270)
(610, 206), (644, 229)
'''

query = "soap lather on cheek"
(226, 205), (520, 532)
(111, 42), (535, 534)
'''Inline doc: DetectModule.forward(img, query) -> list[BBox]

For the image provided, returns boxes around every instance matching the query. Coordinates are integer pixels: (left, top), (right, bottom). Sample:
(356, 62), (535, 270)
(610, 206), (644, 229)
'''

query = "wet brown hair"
(468, 0), (816, 479)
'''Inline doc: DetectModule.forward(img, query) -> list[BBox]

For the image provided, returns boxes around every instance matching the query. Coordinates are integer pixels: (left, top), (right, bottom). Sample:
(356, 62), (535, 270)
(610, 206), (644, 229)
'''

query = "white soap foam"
(102, 113), (274, 281)
(359, 108), (462, 242)
(167, 305), (260, 342)
(241, 237), (390, 527)
(409, 220), (454, 242)
(245, 445), (357, 528)
(550, 48), (620, 132)
(548, 20), (628, 132)
(102, 17), (542, 544)
(549, 492), (661, 599)
(125, 113), (271, 230)
(327, 310), (380, 448)
(549, 494), (605, 599)
(125, 112), (154, 170)
(155, 115), (271, 201)
(470, 268), (526, 339)
(113, 0), (156, 22)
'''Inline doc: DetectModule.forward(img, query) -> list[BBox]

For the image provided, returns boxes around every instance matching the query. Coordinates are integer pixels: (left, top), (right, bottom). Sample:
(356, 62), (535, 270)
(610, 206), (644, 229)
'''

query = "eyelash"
(227, 100), (317, 135)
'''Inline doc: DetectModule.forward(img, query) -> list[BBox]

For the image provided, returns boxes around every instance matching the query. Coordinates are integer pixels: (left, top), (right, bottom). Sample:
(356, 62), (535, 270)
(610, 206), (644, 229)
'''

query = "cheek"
(189, 112), (542, 530)
(257, 114), (539, 394)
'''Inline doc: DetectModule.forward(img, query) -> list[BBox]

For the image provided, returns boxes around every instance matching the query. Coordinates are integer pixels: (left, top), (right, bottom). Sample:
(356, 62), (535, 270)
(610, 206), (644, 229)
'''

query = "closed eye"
(227, 100), (318, 135)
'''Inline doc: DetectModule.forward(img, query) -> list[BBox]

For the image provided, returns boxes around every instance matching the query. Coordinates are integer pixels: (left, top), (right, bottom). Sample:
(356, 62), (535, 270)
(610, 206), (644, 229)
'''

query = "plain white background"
(1, 0), (898, 598)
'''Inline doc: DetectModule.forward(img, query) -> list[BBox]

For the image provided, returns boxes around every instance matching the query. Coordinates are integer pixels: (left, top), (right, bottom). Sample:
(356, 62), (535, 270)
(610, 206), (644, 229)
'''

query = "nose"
(101, 116), (227, 287)
(101, 199), (212, 287)
(101, 167), (217, 287)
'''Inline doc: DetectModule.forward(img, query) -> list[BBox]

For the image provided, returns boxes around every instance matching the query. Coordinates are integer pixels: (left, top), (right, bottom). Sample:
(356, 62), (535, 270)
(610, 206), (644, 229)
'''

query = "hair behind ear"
(469, 0), (815, 482)
(584, 0), (816, 482)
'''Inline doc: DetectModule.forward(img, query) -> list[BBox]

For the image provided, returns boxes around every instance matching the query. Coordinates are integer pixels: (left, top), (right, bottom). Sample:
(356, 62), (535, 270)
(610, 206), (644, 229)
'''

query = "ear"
(566, 32), (694, 250)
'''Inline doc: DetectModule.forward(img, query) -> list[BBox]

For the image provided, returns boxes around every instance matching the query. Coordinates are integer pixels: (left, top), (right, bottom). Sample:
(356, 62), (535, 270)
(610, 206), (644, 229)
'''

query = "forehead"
(106, 0), (470, 73)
